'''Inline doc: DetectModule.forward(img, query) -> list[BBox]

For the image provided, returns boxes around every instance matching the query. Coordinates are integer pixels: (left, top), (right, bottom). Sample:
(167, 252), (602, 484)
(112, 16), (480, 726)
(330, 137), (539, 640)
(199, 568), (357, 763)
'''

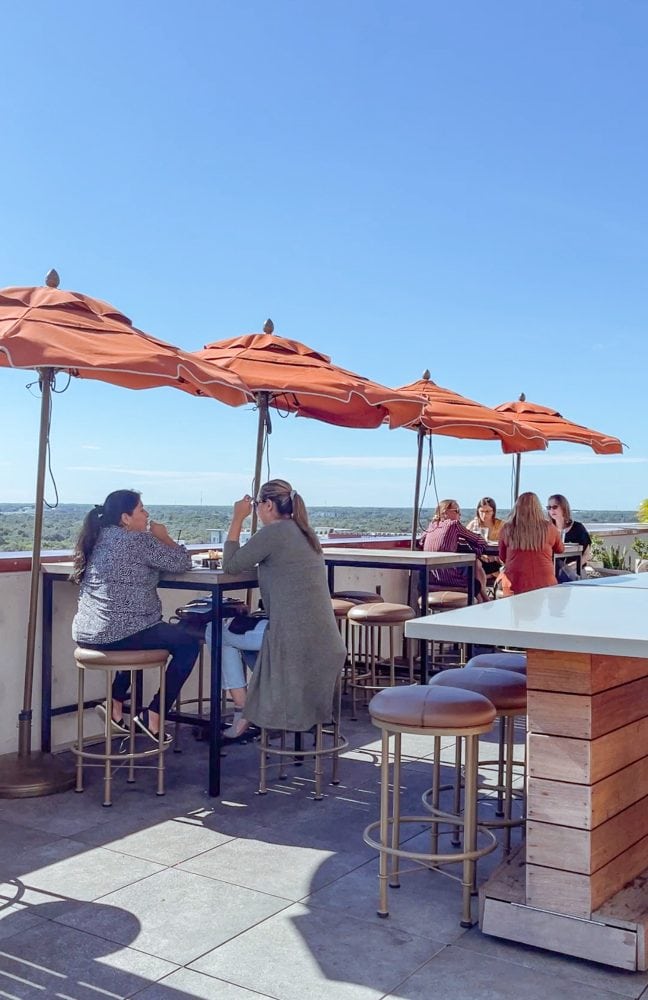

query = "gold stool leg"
(431, 734), (441, 856)
(314, 725), (324, 800)
(504, 715), (515, 853)
(259, 728), (269, 794)
(461, 734), (478, 928)
(127, 669), (137, 784)
(390, 731), (402, 887)
(75, 667), (85, 793)
(377, 727), (391, 917)
(331, 674), (343, 786)
(495, 715), (506, 816)
(103, 669), (113, 807)
(452, 736), (462, 846)
(157, 664), (166, 796)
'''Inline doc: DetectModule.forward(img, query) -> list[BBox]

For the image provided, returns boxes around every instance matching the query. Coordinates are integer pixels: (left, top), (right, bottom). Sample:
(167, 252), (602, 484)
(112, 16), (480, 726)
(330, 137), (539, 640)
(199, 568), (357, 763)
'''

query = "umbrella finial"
(45, 269), (60, 288)
(422, 369), (431, 381)
(519, 392), (526, 402)
(263, 318), (274, 335)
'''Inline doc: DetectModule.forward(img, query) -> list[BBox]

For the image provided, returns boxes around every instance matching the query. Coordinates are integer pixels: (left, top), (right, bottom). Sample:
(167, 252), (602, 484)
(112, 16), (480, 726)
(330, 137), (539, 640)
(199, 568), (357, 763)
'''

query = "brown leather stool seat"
(430, 666), (527, 852)
(364, 684), (497, 927)
(73, 647), (170, 807)
(332, 590), (384, 605)
(425, 588), (469, 611)
(465, 652), (527, 674)
(331, 598), (355, 618)
(347, 603), (416, 718)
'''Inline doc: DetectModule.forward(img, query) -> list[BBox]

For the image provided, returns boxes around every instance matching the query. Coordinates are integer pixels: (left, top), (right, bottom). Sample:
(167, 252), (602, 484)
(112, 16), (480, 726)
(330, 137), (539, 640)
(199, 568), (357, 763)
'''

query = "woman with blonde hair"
(498, 492), (564, 595)
(421, 498), (490, 601)
(219, 478), (346, 737)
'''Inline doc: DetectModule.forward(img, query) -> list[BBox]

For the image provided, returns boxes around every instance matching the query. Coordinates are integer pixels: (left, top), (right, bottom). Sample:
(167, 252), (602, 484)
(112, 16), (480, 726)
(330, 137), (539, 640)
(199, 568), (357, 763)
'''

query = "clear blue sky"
(1, 1), (646, 514)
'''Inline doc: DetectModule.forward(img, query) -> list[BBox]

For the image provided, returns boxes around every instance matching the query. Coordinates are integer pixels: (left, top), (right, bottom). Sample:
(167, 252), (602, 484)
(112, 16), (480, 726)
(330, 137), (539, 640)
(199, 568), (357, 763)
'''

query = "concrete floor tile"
(306, 854), (469, 945)
(179, 836), (370, 901)
(135, 968), (277, 999)
(0, 911), (177, 999)
(0, 903), (44, 943)
(74, 814), (234, 865)
(387, 944), (632, 1000)
(0, 817), (65, 871)
(190, 902), (445, 1000)
(55, 867), (292, 965)
(2, 838), (163, 904)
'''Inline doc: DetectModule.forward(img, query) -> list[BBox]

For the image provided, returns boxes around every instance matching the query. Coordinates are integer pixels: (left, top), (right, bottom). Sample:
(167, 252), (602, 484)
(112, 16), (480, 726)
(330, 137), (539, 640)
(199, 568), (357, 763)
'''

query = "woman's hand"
(233, 496), (253, 521)
(149, 521), (175, 546)
(227, 495), (253, 542)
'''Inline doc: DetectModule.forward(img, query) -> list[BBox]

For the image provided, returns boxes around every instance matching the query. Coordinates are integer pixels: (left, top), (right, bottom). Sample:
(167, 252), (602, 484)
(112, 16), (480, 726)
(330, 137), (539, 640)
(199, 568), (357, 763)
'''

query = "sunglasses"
(546, 504), (560, 510)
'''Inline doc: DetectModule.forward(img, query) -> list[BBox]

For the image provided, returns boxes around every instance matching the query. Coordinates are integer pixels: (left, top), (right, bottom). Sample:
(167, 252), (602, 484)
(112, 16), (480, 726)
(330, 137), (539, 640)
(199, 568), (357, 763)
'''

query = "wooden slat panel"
(527, 690), (592, 738)
(591, 655), (648, 694)
(529, 678), (648, 740)
(590, 834), (648, 912)
(527, 863), (591, 917)
(527, 776), (592, 828)
(528, 796), (648, 874)
(529, 718), (648, 784)
(529, 757), (648, 831)
(527, 649), (593, 694)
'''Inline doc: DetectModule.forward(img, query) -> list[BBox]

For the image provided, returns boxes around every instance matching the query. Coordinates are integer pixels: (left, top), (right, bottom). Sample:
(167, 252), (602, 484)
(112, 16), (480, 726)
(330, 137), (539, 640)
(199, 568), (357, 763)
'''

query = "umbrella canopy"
(396, 372), (548, 546)
(195, 325), (424, 430)
(495, 394), (625, 498)
(0, 272), (248, 799)
(194, 321), (425, 529)
(0, 282), (248, 404)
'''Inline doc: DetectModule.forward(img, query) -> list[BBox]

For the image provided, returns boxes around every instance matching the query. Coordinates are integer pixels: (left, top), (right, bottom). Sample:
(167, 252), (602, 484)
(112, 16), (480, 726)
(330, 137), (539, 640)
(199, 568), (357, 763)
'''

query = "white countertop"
(322, 548), (475, 566)
(574, 573), (648, 589)
(405, 584), (648, 657)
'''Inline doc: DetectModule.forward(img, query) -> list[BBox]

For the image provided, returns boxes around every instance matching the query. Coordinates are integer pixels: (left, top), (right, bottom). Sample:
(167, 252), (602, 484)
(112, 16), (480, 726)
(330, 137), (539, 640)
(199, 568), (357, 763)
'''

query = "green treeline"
(0, 503), (639, 553)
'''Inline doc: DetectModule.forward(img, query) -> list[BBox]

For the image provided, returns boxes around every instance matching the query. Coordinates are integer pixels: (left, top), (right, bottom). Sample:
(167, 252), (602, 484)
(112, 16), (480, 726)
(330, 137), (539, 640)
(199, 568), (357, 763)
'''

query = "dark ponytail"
(70, 489), (141, 583)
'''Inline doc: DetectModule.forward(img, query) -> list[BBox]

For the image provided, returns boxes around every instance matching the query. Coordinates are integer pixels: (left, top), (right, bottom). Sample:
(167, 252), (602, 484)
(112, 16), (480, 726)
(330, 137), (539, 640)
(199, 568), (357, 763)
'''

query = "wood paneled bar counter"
(405, 581), (648, 970)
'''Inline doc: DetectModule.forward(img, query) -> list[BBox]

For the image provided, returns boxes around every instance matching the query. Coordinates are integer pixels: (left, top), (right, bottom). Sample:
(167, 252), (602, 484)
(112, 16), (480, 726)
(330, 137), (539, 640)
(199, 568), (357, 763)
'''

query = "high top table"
(405, 584), (648, 970)
(41, 563), (257, 797)
(323, 547), (477, 681)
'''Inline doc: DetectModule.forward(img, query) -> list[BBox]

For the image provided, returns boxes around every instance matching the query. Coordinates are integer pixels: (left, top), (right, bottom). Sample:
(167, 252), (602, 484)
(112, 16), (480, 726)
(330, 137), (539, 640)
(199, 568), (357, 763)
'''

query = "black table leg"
(208, 593), (223, 796)
(418, 566), (429, 684)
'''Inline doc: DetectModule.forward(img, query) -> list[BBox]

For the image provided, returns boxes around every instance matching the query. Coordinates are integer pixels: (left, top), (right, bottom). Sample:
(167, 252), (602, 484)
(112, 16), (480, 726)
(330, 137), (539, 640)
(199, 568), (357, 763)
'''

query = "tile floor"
(1, 706), (647, 999)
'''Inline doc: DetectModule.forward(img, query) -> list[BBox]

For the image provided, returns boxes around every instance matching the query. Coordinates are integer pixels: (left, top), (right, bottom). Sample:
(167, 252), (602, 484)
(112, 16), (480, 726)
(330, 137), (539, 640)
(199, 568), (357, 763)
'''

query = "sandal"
(95, 702), (129, 736)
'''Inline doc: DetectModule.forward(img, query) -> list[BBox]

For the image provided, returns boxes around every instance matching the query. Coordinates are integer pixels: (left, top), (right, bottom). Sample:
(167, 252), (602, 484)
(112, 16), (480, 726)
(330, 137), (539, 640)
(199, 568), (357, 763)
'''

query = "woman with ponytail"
(71, 489), (199, 741)
(218, 478), (346, 737)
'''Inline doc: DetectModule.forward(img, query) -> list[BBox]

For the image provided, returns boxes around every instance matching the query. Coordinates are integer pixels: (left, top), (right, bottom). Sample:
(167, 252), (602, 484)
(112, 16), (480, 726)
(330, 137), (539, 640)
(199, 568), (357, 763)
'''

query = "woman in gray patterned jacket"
(71, 489), (200, 742)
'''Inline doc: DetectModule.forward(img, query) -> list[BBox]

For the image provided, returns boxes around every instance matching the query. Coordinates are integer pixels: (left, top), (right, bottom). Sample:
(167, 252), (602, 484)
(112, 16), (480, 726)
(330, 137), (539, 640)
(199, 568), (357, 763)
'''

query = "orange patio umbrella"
(397, 372), (548, 547)
(495, 394), (625, 499)
(194, 320), (425, 529)
(0, 271), (249, 801)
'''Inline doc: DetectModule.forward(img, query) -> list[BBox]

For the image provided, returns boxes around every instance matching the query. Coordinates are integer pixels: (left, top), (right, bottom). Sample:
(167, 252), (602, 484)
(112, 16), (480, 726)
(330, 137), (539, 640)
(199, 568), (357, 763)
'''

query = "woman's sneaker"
(95, 703), (129, 736)
(135, 709), (172, 745)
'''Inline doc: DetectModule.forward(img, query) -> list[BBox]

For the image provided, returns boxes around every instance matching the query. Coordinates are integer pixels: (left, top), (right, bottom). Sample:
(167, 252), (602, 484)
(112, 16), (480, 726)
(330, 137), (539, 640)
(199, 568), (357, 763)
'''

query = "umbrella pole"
(513, 453), (521, 502)
(410, 426), (425, 550)
(250, 391), (269, 535)
(0, 369), (74, 797)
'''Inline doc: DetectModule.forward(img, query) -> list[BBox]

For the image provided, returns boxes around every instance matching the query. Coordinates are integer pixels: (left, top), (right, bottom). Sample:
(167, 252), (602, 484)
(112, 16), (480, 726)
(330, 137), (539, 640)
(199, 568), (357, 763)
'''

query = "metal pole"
(0, 366), (74, 796)
(410, 426), (425, 550)
(251, 391), (269, 535)
(513, 453), (521, 502)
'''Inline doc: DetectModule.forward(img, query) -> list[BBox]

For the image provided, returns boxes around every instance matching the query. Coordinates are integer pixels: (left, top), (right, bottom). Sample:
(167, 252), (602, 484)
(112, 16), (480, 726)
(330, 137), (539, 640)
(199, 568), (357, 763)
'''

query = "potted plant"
(589, 535), (632, 576)
(632, 537), (648, 573)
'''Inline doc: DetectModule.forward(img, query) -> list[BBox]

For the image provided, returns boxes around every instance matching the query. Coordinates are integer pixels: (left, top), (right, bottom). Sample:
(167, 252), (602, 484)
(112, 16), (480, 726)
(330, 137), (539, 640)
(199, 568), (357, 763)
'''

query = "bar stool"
(465, 651), (527, 674)
(332, 597), (355, 692)
(332, 590), (384, 605)
(420, 587), (470, 670)
(428, 666), (527, 853)
(347, 602), (416, 719)
(363, 685), (497, 927)
(258, 676), (348, 800)
(73, 647), (170, 807)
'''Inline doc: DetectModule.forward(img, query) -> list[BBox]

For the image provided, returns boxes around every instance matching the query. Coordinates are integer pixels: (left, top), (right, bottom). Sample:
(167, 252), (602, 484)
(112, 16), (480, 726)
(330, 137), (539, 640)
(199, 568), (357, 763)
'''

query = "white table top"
(574, 573), (648, 589)
(42, 562), (257, 587)
(322, 548), (475, 567)
(405, 584), (648, 657)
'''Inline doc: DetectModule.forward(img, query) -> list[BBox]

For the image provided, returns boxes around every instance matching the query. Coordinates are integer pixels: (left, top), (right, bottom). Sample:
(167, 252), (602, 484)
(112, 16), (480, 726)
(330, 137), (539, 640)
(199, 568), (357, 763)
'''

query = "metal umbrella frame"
(195, 320), (426, 531)
(396, 372), (548, 547)
(495, 394), (625, 499)
(0, 271), (249, 799)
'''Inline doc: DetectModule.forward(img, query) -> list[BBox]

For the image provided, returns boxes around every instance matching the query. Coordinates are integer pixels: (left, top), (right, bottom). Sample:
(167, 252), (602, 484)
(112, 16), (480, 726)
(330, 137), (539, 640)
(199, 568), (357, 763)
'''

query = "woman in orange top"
(498, 492), (564, 596)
